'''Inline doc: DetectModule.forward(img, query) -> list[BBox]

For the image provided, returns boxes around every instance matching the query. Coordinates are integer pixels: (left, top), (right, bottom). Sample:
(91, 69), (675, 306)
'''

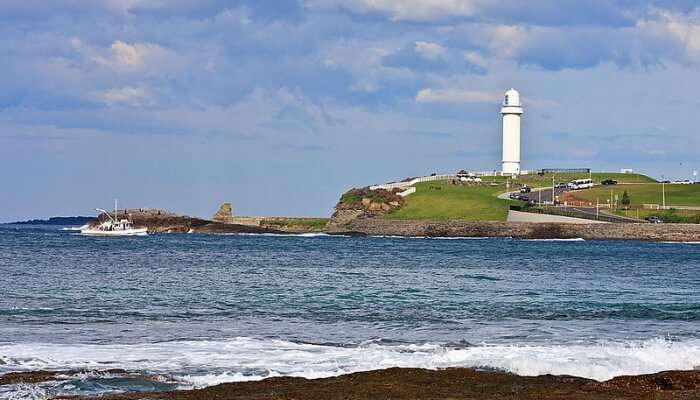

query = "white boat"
(81, 201), (148, 236)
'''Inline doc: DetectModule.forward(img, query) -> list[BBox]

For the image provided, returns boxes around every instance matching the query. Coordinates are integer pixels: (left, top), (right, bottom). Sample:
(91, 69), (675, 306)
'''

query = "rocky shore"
(5, 368), (692, 400)
(88, 204), (700, 241)
(327, 215), (700, 242)
(92, 208), (282, 235)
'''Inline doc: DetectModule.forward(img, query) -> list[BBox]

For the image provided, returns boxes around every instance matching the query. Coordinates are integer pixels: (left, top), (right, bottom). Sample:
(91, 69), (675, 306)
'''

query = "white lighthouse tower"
(501, 88), (523, 175)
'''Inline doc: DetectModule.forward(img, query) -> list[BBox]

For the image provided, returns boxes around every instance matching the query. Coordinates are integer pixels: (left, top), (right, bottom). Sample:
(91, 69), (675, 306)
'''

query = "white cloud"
(486, 24), (526, 58)
(463, 51), (488, 67)
(415, 88), (500, 103)
(416, 88), (559, 108)
(414, 41), (447, 60)
(323, 42), (415, 91)
(637, 9), (700, 60)
(104, 0), (166, 14)
(99, 86), (152, 107)
(305, 0), (496, 21)
(72, 39), (174, 72)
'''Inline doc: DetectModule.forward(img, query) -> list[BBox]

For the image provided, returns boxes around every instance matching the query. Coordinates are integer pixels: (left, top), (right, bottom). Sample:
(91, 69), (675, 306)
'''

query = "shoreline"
(327, 218), (700, 242)
(4, 367), (699, 399)
(76, 208), (700, 242)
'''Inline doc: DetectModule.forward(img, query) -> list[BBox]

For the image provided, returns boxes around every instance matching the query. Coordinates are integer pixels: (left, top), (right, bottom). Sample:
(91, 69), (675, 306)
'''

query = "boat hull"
(80, 228), (148, 236)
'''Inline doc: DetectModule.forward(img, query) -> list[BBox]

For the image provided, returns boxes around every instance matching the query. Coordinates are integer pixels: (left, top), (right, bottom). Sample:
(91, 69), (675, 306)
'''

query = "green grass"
(571, 184), (700, 208)
(385, 182), (516, 221)
(261, 218), (329, 229)
(613, 208), (700, 224)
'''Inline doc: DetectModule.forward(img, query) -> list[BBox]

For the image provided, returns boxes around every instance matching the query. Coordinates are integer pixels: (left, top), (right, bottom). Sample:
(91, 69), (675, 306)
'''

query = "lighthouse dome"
(503, 88), (521, 107)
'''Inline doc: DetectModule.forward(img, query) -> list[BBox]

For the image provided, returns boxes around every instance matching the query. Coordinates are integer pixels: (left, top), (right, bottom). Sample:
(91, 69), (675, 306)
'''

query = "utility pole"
(552, 174), (555, 206)
(596, 197), (599, 219)
(662, 181), (666, 209)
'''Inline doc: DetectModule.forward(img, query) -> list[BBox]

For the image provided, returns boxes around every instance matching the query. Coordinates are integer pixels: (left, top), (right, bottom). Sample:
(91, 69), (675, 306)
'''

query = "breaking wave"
(2, 336), (700, 390)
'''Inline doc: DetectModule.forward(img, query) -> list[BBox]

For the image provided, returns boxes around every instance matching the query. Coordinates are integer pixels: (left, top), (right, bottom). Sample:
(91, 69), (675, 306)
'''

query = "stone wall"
(328, 218), (700, 242)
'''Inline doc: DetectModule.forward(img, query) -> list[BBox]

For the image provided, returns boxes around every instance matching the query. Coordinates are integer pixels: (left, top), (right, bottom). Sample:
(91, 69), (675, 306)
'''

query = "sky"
(2, 0), (700, 221)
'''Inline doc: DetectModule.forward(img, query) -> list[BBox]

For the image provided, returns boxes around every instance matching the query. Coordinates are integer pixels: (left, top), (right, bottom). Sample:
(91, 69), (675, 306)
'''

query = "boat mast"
(115, 199), (118, 222)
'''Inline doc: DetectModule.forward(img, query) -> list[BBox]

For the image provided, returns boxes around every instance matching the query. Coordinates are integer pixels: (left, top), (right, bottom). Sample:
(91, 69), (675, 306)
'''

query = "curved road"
(500, 185), (643, 223)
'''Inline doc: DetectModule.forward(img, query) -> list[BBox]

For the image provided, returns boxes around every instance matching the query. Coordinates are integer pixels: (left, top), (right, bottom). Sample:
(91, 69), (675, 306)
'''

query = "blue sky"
(2, 0), (700, 221)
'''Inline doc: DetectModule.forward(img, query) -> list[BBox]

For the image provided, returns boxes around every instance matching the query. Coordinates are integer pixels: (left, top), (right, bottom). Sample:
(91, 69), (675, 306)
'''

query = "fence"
(644, 204), (700, 211)
(397, 187), (416, 197)
(370, 174), (457, 190)
(537, 168), (591, 174)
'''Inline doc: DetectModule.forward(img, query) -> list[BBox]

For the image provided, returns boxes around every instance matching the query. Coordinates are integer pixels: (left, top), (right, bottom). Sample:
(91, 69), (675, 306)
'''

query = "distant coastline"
(5, 216), (94, 226)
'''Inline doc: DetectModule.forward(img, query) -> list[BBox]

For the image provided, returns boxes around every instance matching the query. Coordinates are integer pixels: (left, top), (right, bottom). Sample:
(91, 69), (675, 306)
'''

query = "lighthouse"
(501, 88), (523, 175)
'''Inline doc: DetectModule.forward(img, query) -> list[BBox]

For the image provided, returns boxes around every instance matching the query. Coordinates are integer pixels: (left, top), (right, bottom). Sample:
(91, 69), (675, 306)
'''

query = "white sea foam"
(60, 224), (89, 231)
(522, 238), (585, 242)
(1, 337), (699, 387)
(239, 233), (347, 238)
(0, 384), (48, 400)
(370, 235), (509, 240)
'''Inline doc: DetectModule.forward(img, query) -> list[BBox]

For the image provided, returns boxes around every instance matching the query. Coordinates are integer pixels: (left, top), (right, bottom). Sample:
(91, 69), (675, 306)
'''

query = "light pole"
(552, 174), (555, 206)
(661, 175), (666, 209)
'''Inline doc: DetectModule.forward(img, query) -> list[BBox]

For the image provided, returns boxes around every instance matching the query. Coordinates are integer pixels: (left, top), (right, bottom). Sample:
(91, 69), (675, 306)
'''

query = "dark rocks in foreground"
(41, 367), (700, 400)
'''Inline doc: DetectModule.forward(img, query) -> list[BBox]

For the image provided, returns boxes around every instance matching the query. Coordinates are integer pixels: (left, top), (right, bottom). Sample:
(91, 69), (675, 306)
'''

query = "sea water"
(1, 225), (699, 398)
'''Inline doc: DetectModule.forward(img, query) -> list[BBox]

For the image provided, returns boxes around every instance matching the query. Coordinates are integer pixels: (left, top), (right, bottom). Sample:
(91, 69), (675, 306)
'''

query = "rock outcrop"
(328, 187), (404, 227)
(326, 218), (700, 242)
(212, 202), (235, 224)
(67, 367), (700, 400)
(92, 208), (280, 235)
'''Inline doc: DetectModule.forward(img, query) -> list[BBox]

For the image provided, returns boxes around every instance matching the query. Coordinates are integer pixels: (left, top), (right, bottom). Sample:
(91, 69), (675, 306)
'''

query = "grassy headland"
(333, 172), (661, 223)
(385, 182), (516, 221)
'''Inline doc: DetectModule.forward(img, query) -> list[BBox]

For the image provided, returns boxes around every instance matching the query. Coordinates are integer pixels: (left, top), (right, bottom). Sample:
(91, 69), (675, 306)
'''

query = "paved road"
(507, 210), (608, 224)
(499, 187), (567, 203)
(499, 185), (643, 223)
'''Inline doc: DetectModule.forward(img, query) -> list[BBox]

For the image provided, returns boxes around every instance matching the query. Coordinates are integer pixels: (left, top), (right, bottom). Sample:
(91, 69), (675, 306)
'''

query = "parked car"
(520, 186), (532, 193)
(517, 195), (530, 202)
(555, 182), (568, 189)
(509, 193), (520, 200)
(601, 179), (618, 185)
(646, 216), (663, 224)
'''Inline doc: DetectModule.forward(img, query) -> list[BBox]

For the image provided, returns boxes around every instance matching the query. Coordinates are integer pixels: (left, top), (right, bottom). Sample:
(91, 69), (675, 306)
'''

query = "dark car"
(520, 186), (532, 193)
(646, 216), (663, 224)
(517, 195), (530, 202)
(601, 179), (618, 185)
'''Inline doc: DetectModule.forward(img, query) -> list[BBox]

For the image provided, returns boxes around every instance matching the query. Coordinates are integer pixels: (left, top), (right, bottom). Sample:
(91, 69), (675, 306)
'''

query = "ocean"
(1, 225), (700, 398)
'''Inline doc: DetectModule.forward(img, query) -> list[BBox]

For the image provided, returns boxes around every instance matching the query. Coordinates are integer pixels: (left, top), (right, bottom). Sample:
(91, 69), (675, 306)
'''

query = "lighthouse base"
(502, 162), (520, 175)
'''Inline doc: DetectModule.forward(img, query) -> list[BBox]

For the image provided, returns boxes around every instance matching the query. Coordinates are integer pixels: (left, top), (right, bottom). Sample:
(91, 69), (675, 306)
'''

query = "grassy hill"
(339, 172), (660, 223)
(385, 182), (516, 221)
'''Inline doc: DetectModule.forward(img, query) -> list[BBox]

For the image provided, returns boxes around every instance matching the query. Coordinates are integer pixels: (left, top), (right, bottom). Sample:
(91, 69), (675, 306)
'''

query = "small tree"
(621, 191), (631, 210)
